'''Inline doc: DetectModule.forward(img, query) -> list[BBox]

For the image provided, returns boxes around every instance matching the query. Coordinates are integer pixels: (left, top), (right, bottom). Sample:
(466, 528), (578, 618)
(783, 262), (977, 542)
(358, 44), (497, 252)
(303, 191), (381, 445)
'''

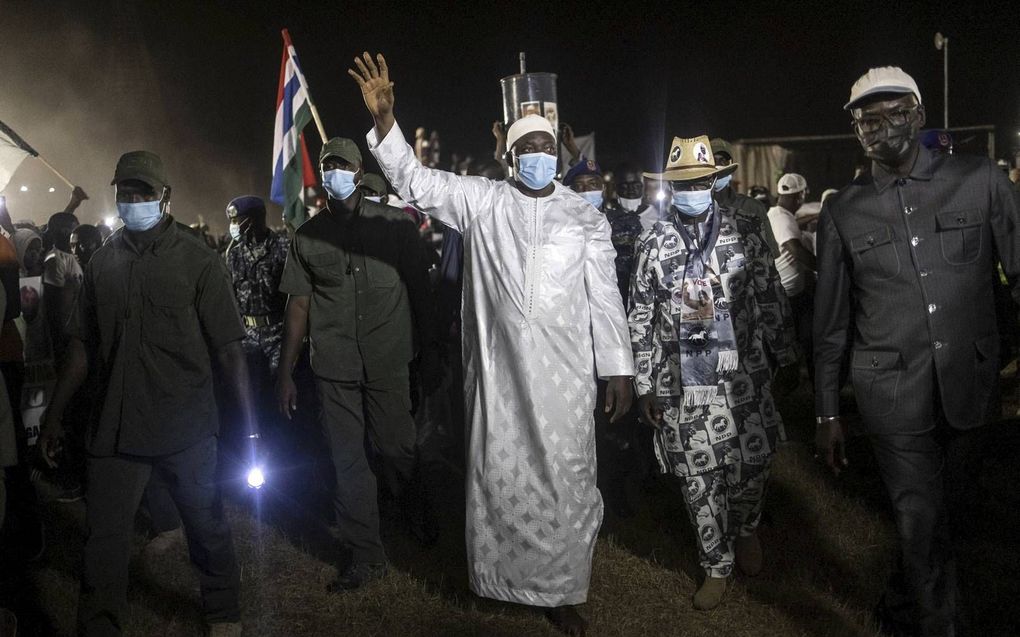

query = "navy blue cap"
(920, 129), (953, 153)
(563, 157), (602, 188)
(226, 195), (266, 218)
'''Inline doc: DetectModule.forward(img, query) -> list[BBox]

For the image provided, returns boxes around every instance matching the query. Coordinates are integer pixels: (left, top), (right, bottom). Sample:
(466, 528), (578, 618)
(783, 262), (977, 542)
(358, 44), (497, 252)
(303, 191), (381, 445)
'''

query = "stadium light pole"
(935, 33), (949, 129)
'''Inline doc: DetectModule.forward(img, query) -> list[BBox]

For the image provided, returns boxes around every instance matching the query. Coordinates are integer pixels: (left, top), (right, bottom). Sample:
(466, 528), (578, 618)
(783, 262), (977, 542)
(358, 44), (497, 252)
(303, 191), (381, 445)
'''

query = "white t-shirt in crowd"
(767, 205), (807, 297)
(767, 205), (802, 249)
(42, 248), (83, 289)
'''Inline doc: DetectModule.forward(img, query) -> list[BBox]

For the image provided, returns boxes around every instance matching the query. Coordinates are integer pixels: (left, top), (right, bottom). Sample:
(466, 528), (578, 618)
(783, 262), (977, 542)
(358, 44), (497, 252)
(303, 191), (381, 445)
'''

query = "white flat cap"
(845, 66), (921, 110)
(506, 114), (556, 151)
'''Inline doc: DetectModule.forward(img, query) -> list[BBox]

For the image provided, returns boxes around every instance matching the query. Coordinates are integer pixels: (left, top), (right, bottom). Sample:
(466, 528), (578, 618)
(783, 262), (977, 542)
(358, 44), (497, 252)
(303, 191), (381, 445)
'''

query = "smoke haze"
(1, 3), (266, 232)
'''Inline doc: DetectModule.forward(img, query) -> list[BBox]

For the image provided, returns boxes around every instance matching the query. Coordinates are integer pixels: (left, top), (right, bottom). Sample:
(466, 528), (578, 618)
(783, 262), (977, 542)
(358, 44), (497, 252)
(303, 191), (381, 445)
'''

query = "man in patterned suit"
(630, 135), (798, 611)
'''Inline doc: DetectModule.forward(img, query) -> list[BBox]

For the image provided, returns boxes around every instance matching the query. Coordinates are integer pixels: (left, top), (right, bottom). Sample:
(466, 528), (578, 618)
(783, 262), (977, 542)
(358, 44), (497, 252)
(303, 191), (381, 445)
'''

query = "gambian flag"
(0, 119), (37, 193)
(271, 29), (318, 229)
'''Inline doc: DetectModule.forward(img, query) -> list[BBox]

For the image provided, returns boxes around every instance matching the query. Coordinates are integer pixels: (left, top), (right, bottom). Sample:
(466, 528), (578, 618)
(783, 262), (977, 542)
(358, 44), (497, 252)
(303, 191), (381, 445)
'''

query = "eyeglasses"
(851, 105), (919, 134)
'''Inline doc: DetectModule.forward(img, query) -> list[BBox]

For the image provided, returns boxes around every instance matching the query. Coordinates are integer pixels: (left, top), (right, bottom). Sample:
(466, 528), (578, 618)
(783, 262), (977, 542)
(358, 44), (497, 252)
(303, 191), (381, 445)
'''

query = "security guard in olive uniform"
(711, 138), (779, 257)
(39, 151), (258, 637)
(359, 172), (388, 203)
(276, 137), (435, 592)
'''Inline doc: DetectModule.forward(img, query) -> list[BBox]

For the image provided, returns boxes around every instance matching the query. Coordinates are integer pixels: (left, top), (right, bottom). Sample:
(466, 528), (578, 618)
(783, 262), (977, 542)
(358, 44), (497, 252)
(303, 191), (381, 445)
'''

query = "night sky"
(2, 0), (1017, 230)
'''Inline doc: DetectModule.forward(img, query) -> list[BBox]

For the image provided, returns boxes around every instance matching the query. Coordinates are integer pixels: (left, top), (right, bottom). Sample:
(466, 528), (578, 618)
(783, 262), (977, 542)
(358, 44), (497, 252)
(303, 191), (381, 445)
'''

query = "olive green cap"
(110, 150), (168, 190)
(710, 138), (734, 160)
(360, 173), (387, 196)
(318, 137), (362, 166)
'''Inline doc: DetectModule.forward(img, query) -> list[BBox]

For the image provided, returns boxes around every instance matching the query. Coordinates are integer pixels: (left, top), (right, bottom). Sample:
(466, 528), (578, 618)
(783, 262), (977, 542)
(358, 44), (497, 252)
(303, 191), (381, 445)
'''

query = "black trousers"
(788, 287), (815, 378)
(78, 436), (239, 636)
(142, 471), (182, 535)
(869, 419), (984, 637)
(317, 374), (416, 564)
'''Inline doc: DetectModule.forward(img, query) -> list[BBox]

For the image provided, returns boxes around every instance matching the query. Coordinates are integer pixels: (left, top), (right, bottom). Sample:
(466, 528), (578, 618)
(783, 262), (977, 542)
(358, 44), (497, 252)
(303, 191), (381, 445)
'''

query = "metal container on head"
(500, 72), (559, 134)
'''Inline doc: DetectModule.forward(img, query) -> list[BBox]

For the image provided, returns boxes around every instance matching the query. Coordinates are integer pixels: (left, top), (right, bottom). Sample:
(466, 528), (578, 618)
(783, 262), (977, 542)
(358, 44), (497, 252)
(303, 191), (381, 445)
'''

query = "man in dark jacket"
(813, 67), (1020, 637)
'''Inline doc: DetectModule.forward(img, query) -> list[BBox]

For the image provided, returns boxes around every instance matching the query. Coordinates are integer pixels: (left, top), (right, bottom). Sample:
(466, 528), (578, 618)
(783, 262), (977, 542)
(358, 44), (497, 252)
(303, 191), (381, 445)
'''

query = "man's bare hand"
(276, 373), (298, 420)
(814, 417), (849, 476)
(637, 394), (663, 427)
(561, 124), (580, 160)
(348, 52), (395, 136)
(605, 376), (633, 423)
(37, 421), (65, 469)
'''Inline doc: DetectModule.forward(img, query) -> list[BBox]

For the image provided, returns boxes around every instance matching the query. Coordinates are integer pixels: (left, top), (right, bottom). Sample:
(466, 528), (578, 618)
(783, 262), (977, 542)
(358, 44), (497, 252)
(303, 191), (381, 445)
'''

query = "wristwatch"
(815, 416), (839, 425)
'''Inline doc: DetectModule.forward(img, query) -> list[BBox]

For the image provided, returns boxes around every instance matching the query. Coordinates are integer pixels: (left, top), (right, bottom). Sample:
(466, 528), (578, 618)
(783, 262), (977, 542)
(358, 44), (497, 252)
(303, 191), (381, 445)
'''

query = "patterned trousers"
(681, 459), (771, 578)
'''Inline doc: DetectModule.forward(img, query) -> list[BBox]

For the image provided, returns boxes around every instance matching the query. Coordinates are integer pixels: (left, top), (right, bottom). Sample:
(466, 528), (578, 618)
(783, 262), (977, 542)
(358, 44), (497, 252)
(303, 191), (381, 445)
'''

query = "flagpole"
(0, 119), (75, 189)
(281, 29), (328, 144)
(35, 156), (75, 189)
(307, 100), (328, 144)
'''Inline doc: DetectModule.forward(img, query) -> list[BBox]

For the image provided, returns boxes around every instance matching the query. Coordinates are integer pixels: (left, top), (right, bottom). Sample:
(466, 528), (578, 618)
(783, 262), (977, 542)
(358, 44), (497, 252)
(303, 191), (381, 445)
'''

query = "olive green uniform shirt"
(279, 198), (432, 382)
(71, 217), (245, 457)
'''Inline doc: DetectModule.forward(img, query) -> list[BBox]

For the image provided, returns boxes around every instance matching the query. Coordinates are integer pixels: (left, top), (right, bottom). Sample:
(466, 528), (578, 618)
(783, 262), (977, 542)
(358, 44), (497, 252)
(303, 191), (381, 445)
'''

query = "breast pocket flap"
(851, 349), (902, 371)
(850, 226), (894, 254)
(935, 209), (982, 231)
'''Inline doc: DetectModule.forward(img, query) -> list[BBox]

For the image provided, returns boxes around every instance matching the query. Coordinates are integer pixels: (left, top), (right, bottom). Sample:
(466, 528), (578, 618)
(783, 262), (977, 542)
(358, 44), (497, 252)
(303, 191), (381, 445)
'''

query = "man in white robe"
(350, 53), (634, 635)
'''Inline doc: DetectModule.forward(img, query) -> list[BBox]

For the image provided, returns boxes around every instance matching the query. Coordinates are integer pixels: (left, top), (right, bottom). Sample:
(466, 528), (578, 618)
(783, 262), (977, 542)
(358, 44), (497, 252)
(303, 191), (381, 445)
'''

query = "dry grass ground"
(6, 378), (1019, 636)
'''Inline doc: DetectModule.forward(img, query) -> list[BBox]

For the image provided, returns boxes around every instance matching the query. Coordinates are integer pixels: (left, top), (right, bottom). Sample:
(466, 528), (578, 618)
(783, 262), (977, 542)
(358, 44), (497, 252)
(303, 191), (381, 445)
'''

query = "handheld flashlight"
(246, 466), (265, 489)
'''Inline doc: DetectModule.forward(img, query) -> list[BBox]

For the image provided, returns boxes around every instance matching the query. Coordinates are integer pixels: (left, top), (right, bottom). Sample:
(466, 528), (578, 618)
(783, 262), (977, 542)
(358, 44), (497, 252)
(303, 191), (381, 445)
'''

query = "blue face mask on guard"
(515, 152), (557, 190)
(322, 169), (359, 200)
(578, 190), (604, 209)
(672, 188), (714, 217)
(712, 174), (732, 192)
(117, 200), (163, 231)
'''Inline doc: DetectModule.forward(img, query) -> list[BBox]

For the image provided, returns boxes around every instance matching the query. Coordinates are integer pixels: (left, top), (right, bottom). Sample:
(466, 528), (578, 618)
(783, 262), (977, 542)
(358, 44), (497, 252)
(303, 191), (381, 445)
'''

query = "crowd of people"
(1, 55), (1018, 637)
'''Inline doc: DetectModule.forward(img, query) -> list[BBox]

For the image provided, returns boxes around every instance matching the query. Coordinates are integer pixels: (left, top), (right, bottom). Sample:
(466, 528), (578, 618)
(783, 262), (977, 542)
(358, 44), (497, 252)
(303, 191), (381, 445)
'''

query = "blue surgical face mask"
(578, 190), (603, 209)
(712, 174), (732, 192)
(515, 152), (557, 190)
(672, 189), (714, 217)
(228, 222), (242, 241)
(322, 169), (358, 200)
(117, 200), (163, 231)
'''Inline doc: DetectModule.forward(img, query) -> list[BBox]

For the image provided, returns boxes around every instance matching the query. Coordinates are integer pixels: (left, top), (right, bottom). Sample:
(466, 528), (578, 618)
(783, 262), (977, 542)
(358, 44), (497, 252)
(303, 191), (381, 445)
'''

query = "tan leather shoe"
(692, 576), (728, 610)
(735, 532), (763, 577)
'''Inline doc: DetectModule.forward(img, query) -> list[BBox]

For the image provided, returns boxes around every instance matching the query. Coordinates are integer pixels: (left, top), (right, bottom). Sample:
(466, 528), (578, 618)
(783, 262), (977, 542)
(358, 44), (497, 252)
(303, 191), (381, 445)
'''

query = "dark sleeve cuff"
(814, 389), (840, 418)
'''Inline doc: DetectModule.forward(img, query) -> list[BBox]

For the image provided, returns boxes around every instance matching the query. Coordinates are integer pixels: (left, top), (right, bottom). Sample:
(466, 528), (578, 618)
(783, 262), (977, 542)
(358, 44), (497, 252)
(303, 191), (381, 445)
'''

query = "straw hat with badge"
(644, 136), (739, 184)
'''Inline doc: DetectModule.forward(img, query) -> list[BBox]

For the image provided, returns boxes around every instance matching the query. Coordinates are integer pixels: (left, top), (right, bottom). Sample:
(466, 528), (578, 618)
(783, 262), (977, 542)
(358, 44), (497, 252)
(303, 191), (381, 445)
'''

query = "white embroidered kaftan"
(369, 122), (634, 606)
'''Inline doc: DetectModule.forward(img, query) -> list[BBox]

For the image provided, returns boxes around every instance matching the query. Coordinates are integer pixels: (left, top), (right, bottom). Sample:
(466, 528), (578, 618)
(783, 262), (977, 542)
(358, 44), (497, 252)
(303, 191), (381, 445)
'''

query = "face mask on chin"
(578, 190), (603, 209)
(618, 196), (642, 212)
